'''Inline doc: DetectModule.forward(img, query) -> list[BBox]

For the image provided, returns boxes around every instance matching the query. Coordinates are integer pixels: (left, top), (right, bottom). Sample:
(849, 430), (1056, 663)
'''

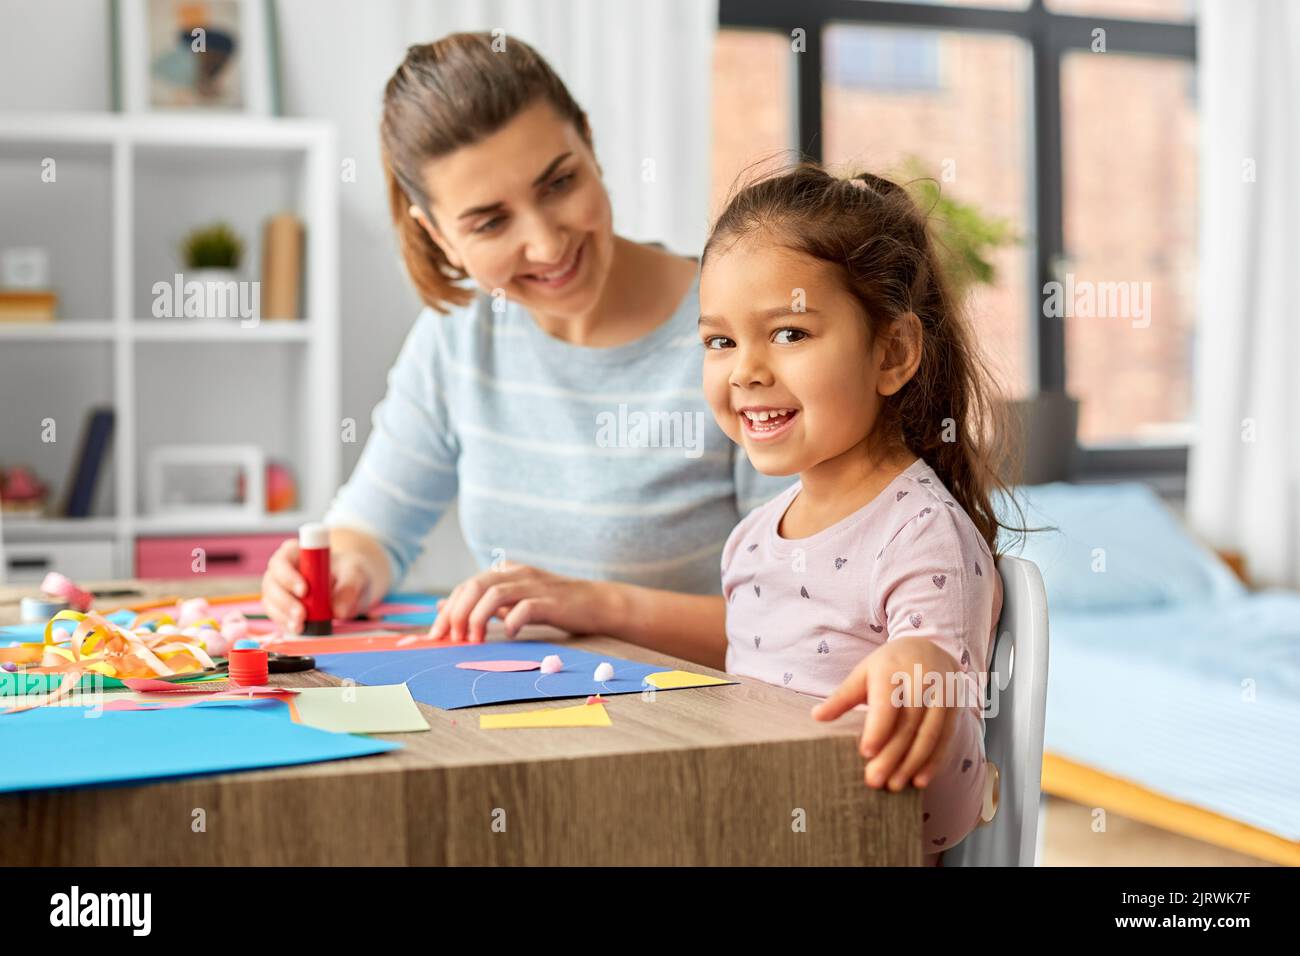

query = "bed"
(1000, 482), (1300, 865)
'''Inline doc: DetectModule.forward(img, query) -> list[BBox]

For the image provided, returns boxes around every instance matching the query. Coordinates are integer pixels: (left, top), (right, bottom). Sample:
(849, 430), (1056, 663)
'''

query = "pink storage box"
(135, 534), (287, 579)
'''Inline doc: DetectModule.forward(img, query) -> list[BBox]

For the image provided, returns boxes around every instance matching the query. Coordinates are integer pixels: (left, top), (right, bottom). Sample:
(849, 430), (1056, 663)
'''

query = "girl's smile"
(737, 405), (801, 440)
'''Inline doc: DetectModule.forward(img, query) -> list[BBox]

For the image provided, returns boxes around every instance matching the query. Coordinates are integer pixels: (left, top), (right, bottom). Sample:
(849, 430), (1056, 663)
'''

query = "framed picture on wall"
(112, 0), (279, 115)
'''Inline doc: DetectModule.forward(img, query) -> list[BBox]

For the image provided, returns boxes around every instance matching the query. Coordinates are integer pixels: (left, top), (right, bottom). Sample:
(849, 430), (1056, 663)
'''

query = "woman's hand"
(260, 534), (385, 633)
(810, 636), (964, 792)
(429, 561), (613, 643)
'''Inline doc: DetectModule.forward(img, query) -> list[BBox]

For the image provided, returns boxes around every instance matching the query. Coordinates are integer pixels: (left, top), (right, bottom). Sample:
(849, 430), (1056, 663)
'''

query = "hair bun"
(846, 171), (903, 197)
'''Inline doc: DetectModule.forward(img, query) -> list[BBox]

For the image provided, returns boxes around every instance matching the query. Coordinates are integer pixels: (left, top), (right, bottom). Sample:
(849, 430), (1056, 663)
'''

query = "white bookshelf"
(0, 112), (340, 582)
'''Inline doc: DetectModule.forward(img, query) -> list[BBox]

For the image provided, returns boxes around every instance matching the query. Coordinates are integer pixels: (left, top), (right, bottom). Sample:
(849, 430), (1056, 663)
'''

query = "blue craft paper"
(313, 641), (703, 710)
(0, 620), (77, 642)
(362, 591), (444, 626)
(0, 699), (400, 794)
(382, 592), (444, 605)
(0, 609), (133, 643)
(379, 611), (440, 626)
(0, 595), (445, 644)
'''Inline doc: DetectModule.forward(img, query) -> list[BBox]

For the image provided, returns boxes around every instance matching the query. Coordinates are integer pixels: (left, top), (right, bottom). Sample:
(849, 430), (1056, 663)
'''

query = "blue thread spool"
(20, 596), (70, 623)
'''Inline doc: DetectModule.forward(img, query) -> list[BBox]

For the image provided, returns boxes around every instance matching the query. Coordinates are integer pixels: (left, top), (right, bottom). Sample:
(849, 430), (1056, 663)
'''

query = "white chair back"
(943, 554), (1050, 867)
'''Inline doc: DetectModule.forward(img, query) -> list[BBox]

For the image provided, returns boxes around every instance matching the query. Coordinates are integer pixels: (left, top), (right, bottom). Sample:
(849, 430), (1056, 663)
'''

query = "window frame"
(717, 0), (1197, 484)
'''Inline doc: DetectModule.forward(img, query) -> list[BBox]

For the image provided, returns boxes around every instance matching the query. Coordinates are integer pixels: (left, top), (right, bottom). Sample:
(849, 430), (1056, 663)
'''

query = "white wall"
(0, 0), (112, 112)
(271, 0), (463, 588)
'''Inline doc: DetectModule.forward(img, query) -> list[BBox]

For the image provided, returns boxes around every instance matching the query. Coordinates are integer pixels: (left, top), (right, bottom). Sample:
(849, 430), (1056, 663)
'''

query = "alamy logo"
(595, 404), (706, 459)
(151, 273), (260, 323)
(49, 886), (151, 936)
(1041, 273), (1151, 328)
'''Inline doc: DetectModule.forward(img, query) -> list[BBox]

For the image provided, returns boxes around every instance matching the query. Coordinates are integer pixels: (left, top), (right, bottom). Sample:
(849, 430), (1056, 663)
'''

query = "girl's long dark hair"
(703, 163), (1025, 553)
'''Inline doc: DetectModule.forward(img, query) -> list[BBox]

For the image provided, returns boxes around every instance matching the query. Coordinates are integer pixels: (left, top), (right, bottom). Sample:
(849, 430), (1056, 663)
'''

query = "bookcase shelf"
(0, 112), (340, 583)
(0, 322), (115, 341)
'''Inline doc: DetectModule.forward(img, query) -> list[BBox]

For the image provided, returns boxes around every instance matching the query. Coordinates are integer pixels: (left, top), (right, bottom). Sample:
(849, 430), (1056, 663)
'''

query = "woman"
(261, 33), (789, 668)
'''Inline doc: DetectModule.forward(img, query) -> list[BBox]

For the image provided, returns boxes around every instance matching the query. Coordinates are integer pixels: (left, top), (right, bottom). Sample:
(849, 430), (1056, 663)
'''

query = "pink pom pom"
(540, 654), (563, 674)
(40, 571), (94, 612)
(220, 610), (249, 644)
(204, 631), (231, 657)
(178, 598), (211, 626)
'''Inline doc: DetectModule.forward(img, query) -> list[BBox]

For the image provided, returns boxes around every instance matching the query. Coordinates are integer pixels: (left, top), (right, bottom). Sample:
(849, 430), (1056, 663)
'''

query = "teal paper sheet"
(0, 698), (400, 794)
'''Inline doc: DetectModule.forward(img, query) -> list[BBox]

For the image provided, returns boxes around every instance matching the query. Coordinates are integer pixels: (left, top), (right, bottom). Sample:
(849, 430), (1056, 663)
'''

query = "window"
(1047, 0), (1193, 22)
(823, 24), (1031, 398)
(711, 30), (795, 220)
(825, 26), (941, 92)
(715, 0), (1197, 478)
(1061, 52), (1197, 445)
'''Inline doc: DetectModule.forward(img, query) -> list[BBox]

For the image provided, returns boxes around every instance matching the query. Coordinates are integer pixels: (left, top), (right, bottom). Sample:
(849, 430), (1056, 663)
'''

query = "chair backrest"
(943, 554), (1050, 867)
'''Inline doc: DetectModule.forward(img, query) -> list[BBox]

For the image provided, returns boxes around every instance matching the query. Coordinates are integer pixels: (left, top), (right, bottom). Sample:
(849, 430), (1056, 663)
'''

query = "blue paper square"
(313, 641), (696, 710)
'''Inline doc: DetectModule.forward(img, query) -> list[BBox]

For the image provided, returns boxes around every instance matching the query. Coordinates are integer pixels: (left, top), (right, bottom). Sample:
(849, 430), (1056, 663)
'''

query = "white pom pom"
(593, 662), (614, 682)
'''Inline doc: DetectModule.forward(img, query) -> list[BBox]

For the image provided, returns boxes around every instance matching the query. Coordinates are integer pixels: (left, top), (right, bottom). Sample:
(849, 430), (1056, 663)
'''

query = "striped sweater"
(324, 270), (795, 593)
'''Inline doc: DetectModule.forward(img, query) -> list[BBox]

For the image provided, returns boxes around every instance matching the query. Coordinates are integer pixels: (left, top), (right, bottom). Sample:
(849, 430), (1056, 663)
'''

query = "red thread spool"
(228, 648), (269, 687)
(298, 522), (332, 636)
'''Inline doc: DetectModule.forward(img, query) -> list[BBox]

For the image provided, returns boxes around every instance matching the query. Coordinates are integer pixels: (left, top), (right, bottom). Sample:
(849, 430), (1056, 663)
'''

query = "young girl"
(698, 165), (1016, 864)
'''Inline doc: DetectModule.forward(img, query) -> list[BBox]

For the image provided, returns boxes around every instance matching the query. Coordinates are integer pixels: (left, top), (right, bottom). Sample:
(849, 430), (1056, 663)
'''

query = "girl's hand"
(429, 561), (612, 643)
(810, 636), (964, 792)
(261, 538), (379, 633)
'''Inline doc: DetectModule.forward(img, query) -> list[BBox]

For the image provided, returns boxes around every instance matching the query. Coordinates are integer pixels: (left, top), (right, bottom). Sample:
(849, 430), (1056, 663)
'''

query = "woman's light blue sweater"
(324, 271), (794, 593)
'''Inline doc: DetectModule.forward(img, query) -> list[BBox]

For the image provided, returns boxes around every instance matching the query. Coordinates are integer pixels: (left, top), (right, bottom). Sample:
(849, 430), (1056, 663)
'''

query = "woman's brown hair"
(381, 33), (592, 313)
(702, 163), (1024, 554)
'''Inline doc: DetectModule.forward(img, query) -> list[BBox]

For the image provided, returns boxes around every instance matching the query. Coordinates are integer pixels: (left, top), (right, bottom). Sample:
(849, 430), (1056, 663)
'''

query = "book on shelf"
(0, 289), (58, 322)
(61, 407), (115, 518)
(261, 213), (304, 320)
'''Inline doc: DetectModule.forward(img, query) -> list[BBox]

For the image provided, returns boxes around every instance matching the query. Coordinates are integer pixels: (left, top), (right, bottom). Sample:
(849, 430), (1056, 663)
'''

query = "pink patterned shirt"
(722, 457), (1002, 709)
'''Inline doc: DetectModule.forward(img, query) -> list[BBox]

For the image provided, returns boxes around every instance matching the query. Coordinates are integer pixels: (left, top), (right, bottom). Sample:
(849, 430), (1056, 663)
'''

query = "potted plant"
(898, 157), (1019, 302)
(898, 158), (1078, 481)
(180, 222), (244, 319)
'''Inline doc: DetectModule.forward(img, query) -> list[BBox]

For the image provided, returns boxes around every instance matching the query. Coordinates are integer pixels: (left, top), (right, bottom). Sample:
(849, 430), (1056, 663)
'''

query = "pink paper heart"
(454, 660), (542, 672)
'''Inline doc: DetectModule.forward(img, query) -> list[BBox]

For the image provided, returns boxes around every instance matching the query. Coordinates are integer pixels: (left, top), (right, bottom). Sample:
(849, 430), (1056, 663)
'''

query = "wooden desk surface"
(0, 577), (921, 865)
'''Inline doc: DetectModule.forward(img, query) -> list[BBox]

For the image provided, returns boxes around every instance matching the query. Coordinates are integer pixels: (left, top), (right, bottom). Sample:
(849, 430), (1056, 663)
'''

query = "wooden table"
(0, 578), (921, 865)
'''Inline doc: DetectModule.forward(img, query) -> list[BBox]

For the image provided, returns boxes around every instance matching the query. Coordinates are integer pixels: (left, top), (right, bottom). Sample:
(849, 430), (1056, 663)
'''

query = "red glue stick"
(299, 522), (332, 635)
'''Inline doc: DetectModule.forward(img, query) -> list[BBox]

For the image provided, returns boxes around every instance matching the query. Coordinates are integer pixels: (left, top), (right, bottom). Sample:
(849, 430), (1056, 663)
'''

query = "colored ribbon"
(2, 609), (217, 715)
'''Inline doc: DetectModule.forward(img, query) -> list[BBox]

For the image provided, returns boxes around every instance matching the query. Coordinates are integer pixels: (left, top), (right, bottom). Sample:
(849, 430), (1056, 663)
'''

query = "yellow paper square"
(643, 669), (732, 689)
(479, 702), (612, 729)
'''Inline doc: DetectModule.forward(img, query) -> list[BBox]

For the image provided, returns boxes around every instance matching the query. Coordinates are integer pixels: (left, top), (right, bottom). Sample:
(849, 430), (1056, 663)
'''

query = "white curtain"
(1187, 0), (1300, 588)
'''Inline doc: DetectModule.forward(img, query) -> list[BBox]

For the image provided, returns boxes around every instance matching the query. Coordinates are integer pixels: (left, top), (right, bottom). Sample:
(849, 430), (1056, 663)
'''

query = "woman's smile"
(518, 237), (586, 291)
